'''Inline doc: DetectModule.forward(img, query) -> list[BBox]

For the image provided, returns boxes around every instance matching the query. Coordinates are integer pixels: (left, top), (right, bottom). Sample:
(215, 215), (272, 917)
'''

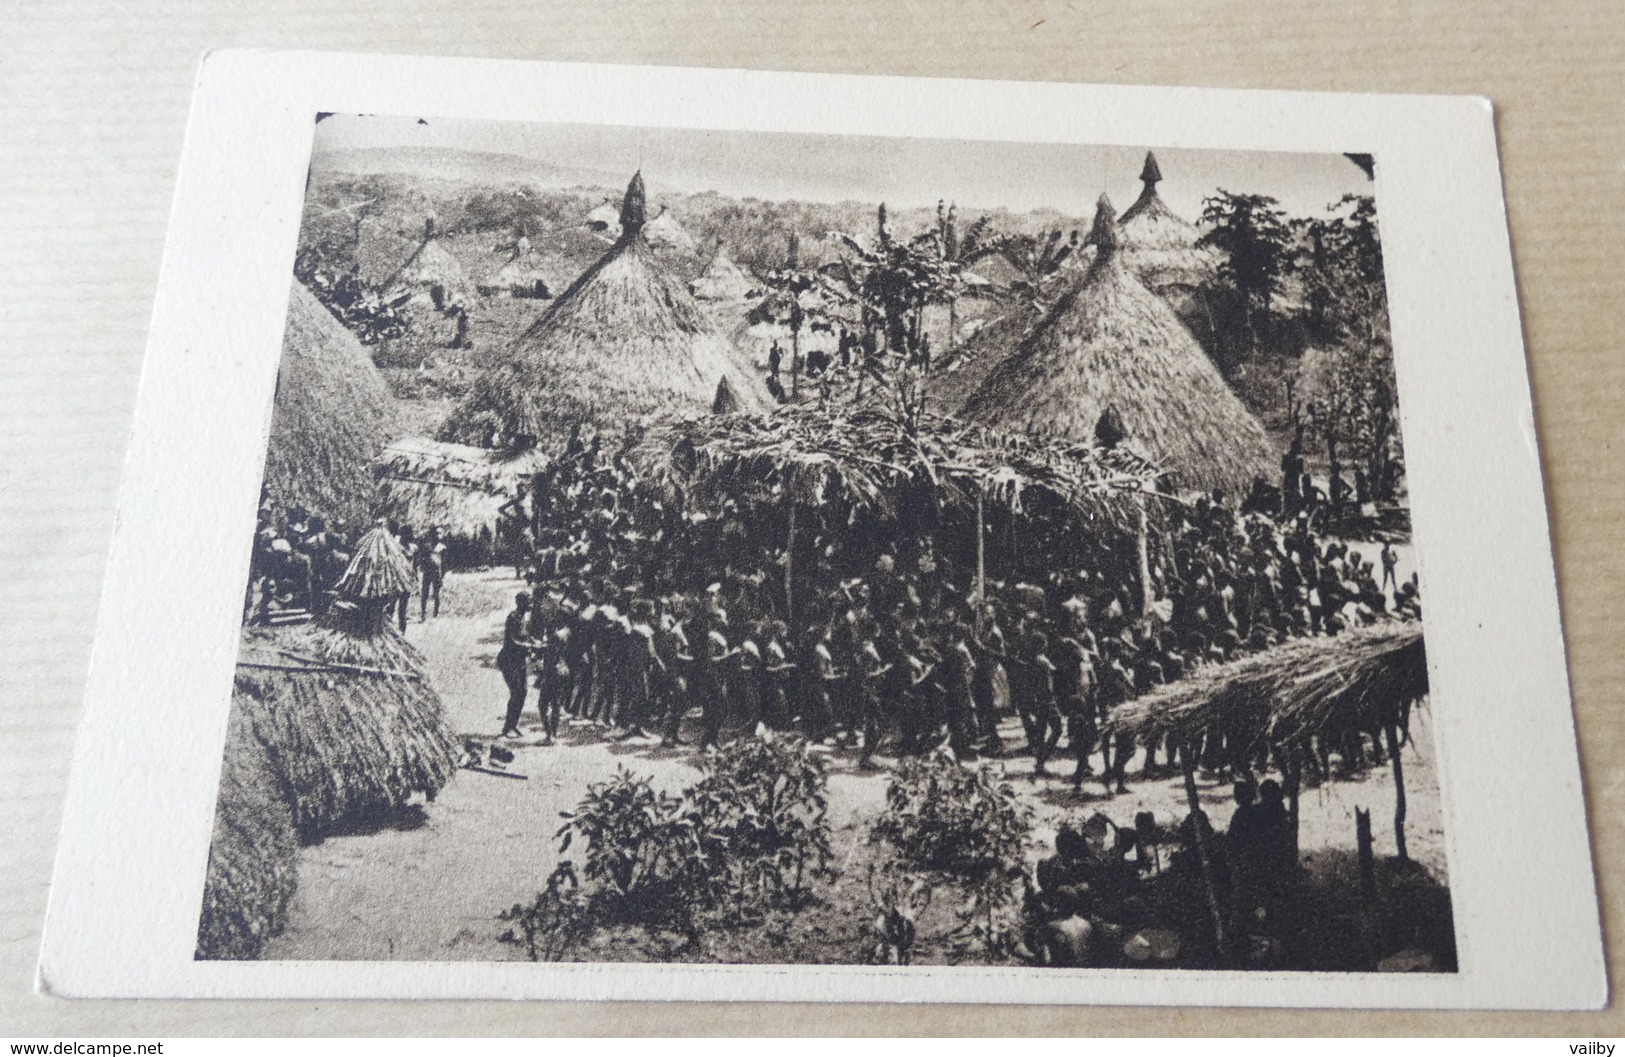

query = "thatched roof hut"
(1103, 621), (1428, 753)
(375, 435), (548, 543)
(439, 172), (772, 449)
(690, 241), (758, 303)
(481, 246), (556, 300)
(1117, 151), (1220, 291)
(645, 205), (697, 255)
(230, 578), (459, 834)
(585, 199), (620, 236)
(383, 219), (477, 310)
(195, 706), (300, 960)
(260, 281), (398, 525)
(963, 195), (1273, 498)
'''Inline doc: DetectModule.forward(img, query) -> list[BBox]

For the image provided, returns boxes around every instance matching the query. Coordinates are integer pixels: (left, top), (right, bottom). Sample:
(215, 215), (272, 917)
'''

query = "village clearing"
(266, 565), (1446, 966)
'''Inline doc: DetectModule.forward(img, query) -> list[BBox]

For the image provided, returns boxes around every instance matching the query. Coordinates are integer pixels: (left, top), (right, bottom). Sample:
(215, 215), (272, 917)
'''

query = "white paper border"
(36, 49), (1606, 1009)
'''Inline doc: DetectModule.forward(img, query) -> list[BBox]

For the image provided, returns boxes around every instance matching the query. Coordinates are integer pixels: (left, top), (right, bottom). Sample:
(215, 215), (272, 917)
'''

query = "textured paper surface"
(28, 49), (1602, 1008)
(4, 4), (1621, 1035)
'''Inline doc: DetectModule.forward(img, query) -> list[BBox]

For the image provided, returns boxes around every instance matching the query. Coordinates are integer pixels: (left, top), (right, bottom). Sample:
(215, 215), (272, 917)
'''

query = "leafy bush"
(689, 732), (833, 906)
(502, 735), (835, 958)
(872, 750), (1032, 881)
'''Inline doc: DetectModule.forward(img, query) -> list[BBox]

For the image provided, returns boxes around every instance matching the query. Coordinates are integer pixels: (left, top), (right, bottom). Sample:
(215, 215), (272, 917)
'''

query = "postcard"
(36, 50), (1604, 1008)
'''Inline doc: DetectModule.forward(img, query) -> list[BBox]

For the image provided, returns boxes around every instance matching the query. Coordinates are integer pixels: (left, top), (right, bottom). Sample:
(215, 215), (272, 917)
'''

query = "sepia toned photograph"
(195, 113), (1449, 976)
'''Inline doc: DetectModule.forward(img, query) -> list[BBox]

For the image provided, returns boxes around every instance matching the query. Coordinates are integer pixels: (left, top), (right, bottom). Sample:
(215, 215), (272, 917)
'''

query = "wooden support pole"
(1136, 498), (1154, 621)
(1385, 723), (1409, 862)
(785, 501), (796, 620)
(1181, 741), (1228, 960)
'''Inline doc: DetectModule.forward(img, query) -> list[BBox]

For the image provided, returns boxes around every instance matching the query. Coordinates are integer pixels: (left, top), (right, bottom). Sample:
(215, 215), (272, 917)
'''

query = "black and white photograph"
(197, 113), (1448, 975)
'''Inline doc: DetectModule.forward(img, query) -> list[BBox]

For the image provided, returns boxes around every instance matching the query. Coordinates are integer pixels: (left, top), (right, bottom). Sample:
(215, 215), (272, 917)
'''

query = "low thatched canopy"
(1102, 620), (1428, 753)
(963, 195), (1273, 499)
(195, 706), (299, 960)
(644, 401), (1160, 529)
(439, 172), (771, 449)
(375, 436), (548, 541)
(260, 282), (398, 525)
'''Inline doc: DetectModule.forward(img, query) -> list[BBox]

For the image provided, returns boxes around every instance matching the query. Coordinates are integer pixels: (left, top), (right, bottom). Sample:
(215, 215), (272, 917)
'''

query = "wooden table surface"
(3, 0), (1620, 1036)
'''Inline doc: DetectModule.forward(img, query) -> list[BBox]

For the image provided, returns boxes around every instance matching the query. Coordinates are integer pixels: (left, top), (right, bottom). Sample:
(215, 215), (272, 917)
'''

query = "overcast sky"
(313, 113), (1374, 221)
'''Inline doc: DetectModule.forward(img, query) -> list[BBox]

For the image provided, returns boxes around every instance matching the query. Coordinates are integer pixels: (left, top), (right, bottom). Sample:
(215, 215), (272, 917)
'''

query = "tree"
(1197, 191), (1296, 355)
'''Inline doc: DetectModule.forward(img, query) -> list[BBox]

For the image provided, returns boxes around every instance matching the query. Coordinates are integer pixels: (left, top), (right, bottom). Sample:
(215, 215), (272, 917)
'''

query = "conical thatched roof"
(586, 200), (620, 236)
(335, 525), (416, 602)
(1118, 151), (1219, 290)
(486, 249), (555, 299)
(963, 195), (1273, 498)
(645, 206), (697, 255)
(375, 436), (549, 541)
(383, 221), (476, 308)
(690, 241), (757, 302)
(260, 282), (397, 524)
(439, 173), (771, 447)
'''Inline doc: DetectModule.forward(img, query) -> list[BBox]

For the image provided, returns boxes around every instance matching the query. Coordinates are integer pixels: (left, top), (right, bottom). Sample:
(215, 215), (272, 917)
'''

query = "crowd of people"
(244, 498), (449, 628)
(488, 433), (1422, 790)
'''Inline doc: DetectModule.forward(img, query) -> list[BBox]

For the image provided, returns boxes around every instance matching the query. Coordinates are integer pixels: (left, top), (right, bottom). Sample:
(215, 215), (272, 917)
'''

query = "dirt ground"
(265, 567), (1449, 966)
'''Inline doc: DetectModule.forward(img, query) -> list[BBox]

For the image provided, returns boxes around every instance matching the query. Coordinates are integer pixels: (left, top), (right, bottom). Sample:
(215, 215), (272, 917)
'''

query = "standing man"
(1379, 540), (1400, 598)
(417, 526), (447, 620)
(497, 591), (536, 738)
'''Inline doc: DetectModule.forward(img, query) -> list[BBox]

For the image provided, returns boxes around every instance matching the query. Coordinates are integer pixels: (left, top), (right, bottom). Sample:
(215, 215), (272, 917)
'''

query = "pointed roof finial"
(1139, 151), (1163, 188)
(1086, 193), (1120, 254)
(620, 171), (647, 235)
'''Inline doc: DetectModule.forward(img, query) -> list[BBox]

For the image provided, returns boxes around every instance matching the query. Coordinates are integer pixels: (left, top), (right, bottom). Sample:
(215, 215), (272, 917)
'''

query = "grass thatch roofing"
(375, 436), (548, 539)
(690, 242), (758, 303)
(1118, 151), (1220, 290)
(335, 525), (416, 601)
(232, 621), (459, 834)
(644, 401), (1159, 528)
(645, 206), (697, 255)
(439, 174), (772, 448)
(195, 705), (299, 960)
(485, 249), (556, 297)
(1103, 620), (1428, 752)
(260, 282), (398, 525)
(384, 229), (477, 308)
(927, 302), (1046, 415)
(963, 195), (1273, 499)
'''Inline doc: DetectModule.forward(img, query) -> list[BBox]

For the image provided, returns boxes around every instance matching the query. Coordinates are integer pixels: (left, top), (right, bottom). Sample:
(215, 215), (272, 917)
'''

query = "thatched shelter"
(195, 706), (299, 960)
(260, 281), (398, 525)
(585, 199), (620, 236)
(439, 172), (772, 449)
(690, 240), (758, 303)
(1104, 620), (1428, 757)
(231, 527), (460, 834)
(383, 219), (477, 311)
(375, 436), (548, 559)
(963, 195), (1273, 499)
(481, 244), (556, 300)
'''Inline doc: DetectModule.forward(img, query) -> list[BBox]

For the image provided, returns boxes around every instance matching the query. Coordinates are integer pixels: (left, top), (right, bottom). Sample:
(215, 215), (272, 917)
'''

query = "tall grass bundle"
(440, 174), (771, 449)
(1102, 620), (1427, 753)
(334, 525), (416, 602)
(233, 622), (459, 834)
(964, 195), (1273, 498)
(375, 436), (548, 541)
(195, 705), (299, 960)
(260, 282), (398, 525)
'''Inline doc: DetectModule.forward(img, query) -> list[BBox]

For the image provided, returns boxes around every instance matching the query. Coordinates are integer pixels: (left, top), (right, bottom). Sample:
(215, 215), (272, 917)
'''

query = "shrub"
(503, 735), (836, 958)
(872, 750), (1032, 881)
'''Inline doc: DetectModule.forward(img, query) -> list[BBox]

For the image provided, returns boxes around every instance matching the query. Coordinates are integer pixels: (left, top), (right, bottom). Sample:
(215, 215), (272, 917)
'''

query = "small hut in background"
(480, 234), (556, 300)
(260, 281), (398, 526)
(690, 240), (759, 304)
(374, 436), (549, 565)
(197, 528), (461, 959)
(963, 195), (1273, 499)
(439, 172), (772, 450)
(585, 199), (620, 238)
(383, 218), (477, 312)
(644, 205), (698, 256)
